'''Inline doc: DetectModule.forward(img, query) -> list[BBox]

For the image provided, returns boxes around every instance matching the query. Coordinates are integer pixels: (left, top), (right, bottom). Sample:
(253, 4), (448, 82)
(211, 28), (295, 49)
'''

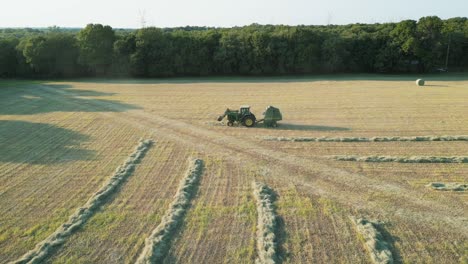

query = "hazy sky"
(1, 0), (467, 28)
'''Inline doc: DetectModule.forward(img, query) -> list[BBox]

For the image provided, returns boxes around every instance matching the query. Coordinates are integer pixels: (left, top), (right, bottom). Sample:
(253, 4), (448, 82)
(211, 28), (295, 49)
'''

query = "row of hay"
(333, 155), (468, 163)
(351, 217), (393, 264)
(135, 158), (204, 264)
(252, 182), (278, 264)
(12, 139), (153, 264)
(427, 182), (468, 192)
(263, 135), (468, 142)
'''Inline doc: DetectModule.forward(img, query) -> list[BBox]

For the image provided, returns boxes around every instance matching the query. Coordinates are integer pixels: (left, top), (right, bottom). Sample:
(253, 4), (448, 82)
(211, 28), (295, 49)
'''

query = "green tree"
(77, 24), (115, 75)
(442, 17), (468, 70)
(321, 34), (349, 73)
(22, 33), (79, 77)
(111, 34), (136, 76)
(0, 38), (19, 77)
(415, 16), (444, 71)
(131, 27), (173, 77)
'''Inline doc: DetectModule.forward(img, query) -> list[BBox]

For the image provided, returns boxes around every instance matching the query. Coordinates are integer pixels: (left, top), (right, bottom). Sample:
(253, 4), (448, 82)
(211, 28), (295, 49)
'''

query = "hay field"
(0, 76), (467, 263)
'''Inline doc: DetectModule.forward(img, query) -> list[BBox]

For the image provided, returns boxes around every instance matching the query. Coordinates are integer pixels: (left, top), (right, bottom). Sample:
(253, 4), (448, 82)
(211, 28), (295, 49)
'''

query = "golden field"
(0, 76), (467, 263)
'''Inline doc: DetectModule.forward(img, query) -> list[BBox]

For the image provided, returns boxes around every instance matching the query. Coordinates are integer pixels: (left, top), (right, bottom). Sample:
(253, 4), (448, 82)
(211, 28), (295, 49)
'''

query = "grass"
(11, 139), (153, 264)
(333, 155), (468, 163)
(351, 217), (393, 264)
(1, 76), (467, 263)
(136, 158), (203, 264)
(263, 135), (468, 142)
(252, 182), (278, 264)
(427, 182), (467, 192)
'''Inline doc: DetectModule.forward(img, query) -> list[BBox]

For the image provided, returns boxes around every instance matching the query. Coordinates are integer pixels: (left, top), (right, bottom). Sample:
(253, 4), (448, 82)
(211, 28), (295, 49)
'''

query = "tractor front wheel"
(242, 115), (256, 127)
(227, 121), (234, 127)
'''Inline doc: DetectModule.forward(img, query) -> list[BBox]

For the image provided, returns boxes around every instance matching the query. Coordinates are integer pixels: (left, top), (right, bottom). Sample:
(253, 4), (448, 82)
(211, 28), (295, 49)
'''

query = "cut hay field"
(0, 76), (467, 263)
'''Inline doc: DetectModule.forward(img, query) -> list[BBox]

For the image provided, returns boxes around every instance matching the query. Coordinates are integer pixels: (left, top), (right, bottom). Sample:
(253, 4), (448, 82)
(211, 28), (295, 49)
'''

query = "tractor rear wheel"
(242, 115), (256, 127)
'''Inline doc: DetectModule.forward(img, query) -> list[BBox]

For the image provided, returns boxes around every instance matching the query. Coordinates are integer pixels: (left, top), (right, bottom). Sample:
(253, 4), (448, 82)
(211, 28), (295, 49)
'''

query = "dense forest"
(1, 16), (467, 78)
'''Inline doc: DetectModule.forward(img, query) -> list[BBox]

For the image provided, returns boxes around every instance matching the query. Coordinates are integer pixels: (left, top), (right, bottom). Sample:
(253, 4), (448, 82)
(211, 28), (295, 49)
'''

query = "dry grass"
(163, 156), (257, 263)
(263, 135), (468, 142)
(252, 182), (278, 264)
(333, 155), (468, 163)
(351, 217), (393, 264)
(1, 77), (467, 263)
(11, 139), (153, 264)
(427, 182), (467, 192)
(46, 139), (193, 263)
(136, 158), (203, 264)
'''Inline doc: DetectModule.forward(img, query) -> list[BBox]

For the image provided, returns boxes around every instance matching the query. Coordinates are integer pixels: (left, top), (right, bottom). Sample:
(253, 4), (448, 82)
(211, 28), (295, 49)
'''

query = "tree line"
(1, 16), (467, 78)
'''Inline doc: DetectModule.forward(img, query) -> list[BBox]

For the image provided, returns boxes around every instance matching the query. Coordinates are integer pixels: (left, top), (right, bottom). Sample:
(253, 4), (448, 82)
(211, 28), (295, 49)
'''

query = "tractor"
(217, 105), (282, 127)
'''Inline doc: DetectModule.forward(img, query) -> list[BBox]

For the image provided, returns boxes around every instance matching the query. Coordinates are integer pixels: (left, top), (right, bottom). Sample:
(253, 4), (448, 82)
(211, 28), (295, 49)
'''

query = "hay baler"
(217, 105), (282, 127)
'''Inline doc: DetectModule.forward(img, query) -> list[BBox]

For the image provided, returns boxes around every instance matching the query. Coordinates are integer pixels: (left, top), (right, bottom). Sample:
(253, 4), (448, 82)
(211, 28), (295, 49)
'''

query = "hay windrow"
(11, 139), (153, 264)
(427, 182), (468, 192)
(351, 217), (393, 264)
(252, 182), (278, 264)
(262, 135), (468, 142)
(135, 158), (204, 264)
(333, 155), (468, 163)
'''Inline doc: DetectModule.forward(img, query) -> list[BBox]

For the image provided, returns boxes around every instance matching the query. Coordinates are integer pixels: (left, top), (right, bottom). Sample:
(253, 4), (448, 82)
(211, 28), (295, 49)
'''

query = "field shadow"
(269, 188), (288, 264)
(69, 73), (468, 84)
(259, 123), (350, 131)
(423, 84), (449, 87)
(0, 120), (94, 164)
(0, 83), (140, 115)
(376, 223), (403, 264)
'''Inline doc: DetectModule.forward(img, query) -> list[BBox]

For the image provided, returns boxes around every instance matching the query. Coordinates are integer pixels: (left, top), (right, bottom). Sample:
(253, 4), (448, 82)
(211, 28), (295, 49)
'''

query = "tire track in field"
(11, 139), (153, 264)
(38, 85), (468, 235)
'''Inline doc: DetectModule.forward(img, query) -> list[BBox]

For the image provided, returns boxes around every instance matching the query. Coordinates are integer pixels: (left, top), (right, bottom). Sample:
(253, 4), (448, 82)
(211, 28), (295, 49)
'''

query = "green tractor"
(217, 105), (282, 127)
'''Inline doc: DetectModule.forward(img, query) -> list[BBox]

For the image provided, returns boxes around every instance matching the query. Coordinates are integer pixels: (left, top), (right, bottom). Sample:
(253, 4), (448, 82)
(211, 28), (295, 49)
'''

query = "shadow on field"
(269, 189), (287, 264)
(0, 82), (140, 115)
(68, 73), (468, 84)
(0, 120), (94, 164)
(260, 123), (350, 131)
(376, 224), (403, 264)
(423, 84), (449, 87)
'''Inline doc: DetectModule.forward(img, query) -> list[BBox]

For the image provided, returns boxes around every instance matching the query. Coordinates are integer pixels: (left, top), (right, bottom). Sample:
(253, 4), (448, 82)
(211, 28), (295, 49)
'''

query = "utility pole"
(139, 9), (147, 29)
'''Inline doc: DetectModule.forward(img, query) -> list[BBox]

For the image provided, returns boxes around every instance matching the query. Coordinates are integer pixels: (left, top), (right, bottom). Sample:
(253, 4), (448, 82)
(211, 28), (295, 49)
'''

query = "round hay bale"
(416, 79), (425, 86)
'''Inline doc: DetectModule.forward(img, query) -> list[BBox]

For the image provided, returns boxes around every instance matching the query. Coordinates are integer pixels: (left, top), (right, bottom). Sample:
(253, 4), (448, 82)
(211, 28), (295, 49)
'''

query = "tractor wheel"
(242, 115), (256, 127)
(227, 121), (234, 127)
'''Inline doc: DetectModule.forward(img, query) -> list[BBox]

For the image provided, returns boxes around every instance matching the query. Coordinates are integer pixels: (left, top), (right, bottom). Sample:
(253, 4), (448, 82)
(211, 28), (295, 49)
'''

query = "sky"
(1, 0), (467, 28)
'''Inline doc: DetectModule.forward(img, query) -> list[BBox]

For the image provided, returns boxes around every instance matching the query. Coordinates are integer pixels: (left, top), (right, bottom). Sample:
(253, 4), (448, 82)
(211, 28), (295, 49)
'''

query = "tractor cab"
(240, 105), (251, 115)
